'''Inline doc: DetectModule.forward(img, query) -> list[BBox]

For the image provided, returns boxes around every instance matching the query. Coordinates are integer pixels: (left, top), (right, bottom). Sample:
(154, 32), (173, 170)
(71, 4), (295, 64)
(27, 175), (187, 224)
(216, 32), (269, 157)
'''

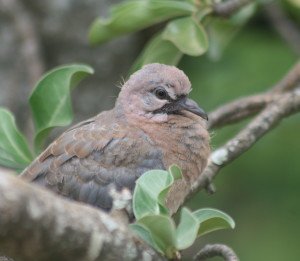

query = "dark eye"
(154, 88), (168, 100)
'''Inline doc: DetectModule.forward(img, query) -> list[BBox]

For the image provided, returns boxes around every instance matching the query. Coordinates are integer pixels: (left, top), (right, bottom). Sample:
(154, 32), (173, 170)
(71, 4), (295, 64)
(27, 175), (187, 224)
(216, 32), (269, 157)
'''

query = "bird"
(20, 63), (210, 214)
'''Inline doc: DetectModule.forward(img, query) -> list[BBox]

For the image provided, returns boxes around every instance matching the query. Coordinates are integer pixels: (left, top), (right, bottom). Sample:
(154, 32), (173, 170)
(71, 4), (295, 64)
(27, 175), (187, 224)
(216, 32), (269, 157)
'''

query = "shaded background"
(0, 0), (299, 260)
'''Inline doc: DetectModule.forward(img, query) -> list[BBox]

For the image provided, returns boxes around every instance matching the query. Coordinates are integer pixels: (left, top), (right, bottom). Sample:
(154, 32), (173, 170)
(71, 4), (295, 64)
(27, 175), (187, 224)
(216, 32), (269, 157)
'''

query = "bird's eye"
(154, 88), (168, 100)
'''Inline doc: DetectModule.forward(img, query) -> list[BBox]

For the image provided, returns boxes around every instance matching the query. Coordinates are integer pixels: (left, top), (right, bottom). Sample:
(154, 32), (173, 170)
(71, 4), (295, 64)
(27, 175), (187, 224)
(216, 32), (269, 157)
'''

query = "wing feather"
(20, 111), (165, 210)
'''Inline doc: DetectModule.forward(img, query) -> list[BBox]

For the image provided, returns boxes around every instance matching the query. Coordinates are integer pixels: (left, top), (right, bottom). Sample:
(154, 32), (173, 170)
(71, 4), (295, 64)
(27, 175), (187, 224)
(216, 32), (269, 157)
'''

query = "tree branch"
(188, 62), (300, 198)
(200, 89), (300, 187)
(272, 62), (300, 93)
(209, 89), (300, 165)
(194, 244), (239, 261)
(208, 61), (300, 129)
(0, 173), (165, 261)
(208, 93), (270, 129)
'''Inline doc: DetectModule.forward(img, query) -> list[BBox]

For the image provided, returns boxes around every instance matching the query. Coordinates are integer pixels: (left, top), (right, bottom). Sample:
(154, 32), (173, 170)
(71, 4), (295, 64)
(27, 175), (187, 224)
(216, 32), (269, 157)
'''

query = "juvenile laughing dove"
(20, 63), (210, 214)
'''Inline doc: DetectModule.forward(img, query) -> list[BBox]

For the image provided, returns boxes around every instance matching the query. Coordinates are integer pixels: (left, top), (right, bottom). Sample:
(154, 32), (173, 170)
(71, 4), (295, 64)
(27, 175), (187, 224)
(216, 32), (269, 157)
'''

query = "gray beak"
(177, 98), (208, 120)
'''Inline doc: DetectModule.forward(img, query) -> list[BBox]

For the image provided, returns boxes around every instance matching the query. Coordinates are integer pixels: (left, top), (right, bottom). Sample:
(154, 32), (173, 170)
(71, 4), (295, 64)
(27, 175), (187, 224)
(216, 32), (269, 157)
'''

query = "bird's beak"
(177, 97), (208, 120)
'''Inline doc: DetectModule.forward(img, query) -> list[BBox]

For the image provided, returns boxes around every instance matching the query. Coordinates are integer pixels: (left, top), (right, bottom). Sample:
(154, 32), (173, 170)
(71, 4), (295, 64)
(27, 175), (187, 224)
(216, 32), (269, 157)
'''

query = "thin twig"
(208, 61), (300, 129)
(208, 93), (270, 129)
(194, 244), (239, 261)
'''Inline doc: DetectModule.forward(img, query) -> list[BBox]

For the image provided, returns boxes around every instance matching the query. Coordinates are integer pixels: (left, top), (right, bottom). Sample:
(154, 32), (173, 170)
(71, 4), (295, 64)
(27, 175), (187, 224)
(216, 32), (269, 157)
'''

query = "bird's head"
(116, 63), (208, 122)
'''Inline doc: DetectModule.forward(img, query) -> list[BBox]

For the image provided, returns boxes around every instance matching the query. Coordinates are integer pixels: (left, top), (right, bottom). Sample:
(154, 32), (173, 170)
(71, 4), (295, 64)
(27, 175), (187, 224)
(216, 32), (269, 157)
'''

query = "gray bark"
(0, 173), (165, 261)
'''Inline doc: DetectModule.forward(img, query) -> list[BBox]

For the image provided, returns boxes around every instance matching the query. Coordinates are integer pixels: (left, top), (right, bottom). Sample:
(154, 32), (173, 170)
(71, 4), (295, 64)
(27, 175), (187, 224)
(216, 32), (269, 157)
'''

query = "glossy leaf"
(133, 170), (171, 219)
(175, 208), (200, 249)
(89, 0), (196, 45)
(29, 64), (94, 152)
(133, 166), (183, 219)
(137, 215), (177, 258)
(193, 208), (235, 236)
(0, 108), (33, 170)
(130, 33), (183, 73)
(130, 223), (160, 252)
(162, 17), (209, 56)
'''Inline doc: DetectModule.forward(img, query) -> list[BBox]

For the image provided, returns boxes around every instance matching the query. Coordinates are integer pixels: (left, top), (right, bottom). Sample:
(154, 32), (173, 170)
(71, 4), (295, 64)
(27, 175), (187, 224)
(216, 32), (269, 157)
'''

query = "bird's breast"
(140, 118), (210, 183)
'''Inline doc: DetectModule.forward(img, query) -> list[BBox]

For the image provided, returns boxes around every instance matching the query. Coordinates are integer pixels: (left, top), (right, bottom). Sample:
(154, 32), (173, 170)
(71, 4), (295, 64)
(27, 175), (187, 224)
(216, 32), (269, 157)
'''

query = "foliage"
(88, 0), (196, 45)
(88, 0), (257, 70)
(29, 64), (94, 153)
(130, 165), (235, 259)
(0, 109), (33, 170)
(0, 64), (94, 169)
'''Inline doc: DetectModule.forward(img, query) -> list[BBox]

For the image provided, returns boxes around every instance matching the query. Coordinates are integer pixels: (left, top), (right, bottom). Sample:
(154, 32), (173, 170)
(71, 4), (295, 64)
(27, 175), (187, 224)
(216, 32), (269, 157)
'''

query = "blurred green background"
(181, 24), (300, 260)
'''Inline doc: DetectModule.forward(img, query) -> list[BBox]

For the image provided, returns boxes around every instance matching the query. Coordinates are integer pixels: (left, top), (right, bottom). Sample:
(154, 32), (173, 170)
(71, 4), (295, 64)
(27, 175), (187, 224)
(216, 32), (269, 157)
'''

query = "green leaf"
(29, 64), (94, 152)
(130, 223), (160, 251)
(157, 165), (182, 207)
(230, 2), (257, 25)
(193, 208), (235, 236)
(130, 33), (183, 73)
(89, 0), (196, 45)
(137, 215), (177, 258)
(0, 147), (26, 170)
(133, 170), (171, 219)
(168, 164), (183, 180)
(133, 166), (183, 219)
(162, 17), (209, 56)
(132, 180), (161, 219)
(0, 108), (33, 170)
(175, 208), (200, 250)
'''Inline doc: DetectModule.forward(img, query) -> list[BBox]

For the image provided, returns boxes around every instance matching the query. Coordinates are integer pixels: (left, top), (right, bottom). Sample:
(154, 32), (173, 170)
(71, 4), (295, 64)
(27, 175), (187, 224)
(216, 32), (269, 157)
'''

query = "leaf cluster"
(131, 165), (235, 259)
(88, 0), (257, 70)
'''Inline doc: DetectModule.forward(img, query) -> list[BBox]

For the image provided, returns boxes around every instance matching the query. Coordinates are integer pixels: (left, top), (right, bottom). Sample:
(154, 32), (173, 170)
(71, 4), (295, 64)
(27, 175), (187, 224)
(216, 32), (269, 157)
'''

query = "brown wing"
(20, 115), (110, 182)
(20, 111), (165, 210)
